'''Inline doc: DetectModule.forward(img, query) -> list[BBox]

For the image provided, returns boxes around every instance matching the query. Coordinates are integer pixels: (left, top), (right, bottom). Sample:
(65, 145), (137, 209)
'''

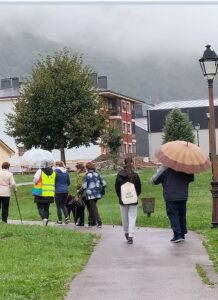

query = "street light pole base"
(211, 181), (218, 226)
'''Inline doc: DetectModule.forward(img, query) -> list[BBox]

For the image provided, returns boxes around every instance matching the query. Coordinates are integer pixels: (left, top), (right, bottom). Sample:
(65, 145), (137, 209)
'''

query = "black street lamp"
(194, 123), (200, 147)
(199, 44), (218, 227)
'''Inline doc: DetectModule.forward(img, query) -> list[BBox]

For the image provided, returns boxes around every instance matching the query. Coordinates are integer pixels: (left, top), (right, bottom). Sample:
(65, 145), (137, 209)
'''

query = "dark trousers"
(89, 199), (101, 225)
(86, 200), (96, 225)
(55, 193), (69, 221)
(166, 200), (187, 235)
(36, 203), (50, 220)
(0, 197), (10, 223)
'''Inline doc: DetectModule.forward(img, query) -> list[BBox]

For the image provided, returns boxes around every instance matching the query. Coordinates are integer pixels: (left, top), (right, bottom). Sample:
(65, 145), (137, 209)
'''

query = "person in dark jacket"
(151, 166), (194, 243)
(115, 157), (141, 244)
(80, 162), (106, 228)
(32, 160), (56, 226)
(54, 161), (71, 224)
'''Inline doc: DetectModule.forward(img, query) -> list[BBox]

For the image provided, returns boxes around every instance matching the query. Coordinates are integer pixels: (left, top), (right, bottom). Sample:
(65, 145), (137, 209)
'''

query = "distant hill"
(0, 31), (215, 104)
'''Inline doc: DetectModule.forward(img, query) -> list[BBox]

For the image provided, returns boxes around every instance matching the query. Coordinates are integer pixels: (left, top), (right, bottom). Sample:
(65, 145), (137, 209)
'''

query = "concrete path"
(9, 220), (218, 300)
(65, 225), (218, 300)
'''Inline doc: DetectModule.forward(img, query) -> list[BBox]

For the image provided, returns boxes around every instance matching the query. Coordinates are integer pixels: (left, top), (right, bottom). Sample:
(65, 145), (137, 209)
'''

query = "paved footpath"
(64, 225), (218, 300)
(10, 221), (218, 300)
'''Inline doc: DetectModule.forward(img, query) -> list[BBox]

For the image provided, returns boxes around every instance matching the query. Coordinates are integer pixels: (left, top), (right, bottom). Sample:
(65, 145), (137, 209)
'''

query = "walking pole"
(14, 191), (23, 224)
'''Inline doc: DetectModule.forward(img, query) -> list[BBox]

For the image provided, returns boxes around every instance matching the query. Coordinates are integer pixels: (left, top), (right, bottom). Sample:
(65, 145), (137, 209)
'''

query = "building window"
(132, 122), (135, 134)
(123, 144), (127, 154)
(126, 102), (130, 113)
(122, 101), (127, 111)
(122, 122), (126, 133)
(128, 144), (132, 153)
(132, 143), (136, 154)
(127, 123), (131, 134)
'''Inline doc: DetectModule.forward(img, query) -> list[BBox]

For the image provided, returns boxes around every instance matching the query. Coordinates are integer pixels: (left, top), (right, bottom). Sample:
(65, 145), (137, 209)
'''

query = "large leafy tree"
(107, 127), (123, 169)
(162, 108), (195, 144)
(6, 49), (106, 162)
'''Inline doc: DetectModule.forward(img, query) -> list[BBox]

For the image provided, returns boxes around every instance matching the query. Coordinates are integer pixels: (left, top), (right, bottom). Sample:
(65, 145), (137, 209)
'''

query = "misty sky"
(0, 2), (218, 60)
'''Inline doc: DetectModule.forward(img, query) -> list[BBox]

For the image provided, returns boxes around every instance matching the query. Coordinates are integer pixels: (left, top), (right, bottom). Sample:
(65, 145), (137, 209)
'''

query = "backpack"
(121, 182), (137, 204)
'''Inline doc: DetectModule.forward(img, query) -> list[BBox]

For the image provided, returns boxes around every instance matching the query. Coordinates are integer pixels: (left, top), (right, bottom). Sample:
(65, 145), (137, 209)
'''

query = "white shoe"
(43, 218), (48, 226)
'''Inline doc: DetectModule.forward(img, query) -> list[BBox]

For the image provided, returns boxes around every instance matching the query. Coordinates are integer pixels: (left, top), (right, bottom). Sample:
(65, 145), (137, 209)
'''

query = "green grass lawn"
(0, 223), (97, 300)
(2, 168), (217, 299)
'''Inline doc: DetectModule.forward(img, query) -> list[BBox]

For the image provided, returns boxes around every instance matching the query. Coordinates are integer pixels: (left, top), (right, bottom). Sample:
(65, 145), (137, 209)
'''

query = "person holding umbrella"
(151, 140), (210, 243)
(32, 160), (56, 226)
(0, 162), (17, 223)
(151, 166), (194, 243)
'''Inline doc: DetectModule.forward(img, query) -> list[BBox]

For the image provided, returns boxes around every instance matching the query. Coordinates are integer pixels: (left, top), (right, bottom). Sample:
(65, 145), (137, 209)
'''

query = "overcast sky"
(0, 2), (218, 60)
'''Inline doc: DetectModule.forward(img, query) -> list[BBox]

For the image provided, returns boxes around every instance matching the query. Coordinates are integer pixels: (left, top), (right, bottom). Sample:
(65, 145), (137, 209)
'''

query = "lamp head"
(199, 45), (218, 80)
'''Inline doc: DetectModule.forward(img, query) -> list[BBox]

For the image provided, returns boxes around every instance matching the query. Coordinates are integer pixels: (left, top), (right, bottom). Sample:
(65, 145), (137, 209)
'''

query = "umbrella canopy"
(155, 140), (211, 174)
(21, 149), (55, 168)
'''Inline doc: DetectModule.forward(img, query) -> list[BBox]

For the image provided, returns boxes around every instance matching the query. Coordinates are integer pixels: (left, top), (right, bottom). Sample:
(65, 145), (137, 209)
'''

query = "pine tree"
(162, 108), (195, 144)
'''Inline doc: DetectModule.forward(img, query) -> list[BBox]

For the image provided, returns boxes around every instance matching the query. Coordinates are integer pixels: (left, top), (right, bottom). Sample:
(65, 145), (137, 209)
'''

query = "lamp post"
(199, 44), (218, 227)
(194, 123), (200, 146)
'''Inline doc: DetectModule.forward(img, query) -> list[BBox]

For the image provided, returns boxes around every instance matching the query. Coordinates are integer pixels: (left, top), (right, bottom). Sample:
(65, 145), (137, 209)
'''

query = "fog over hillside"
(0, 3), (218, 103)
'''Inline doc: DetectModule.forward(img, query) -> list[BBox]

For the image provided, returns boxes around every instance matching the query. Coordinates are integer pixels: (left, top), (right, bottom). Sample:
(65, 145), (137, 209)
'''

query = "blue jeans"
(165, 201), (187, 235)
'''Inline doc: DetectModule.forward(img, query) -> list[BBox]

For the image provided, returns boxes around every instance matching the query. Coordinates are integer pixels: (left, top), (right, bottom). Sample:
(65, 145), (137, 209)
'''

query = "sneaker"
(127, 237), (133, 244)
(76, 223), (84, 226)
(64, 217), (70, 224)
(96, 223), (102, 228)
(55, 221), (63, 225)
(43, 218), (48, 226)
(170, 235), (184, 243)
(181, 233), (185, 240)
(125, 233), (129, 241)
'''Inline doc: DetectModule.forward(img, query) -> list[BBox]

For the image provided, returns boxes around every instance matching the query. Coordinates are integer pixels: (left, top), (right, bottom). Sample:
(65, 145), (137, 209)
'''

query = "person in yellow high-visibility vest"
(32, 160), (56, 226)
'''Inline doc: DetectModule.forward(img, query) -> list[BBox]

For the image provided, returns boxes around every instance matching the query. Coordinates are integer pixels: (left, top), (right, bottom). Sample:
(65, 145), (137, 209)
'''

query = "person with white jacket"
(0, 162), (17, 223)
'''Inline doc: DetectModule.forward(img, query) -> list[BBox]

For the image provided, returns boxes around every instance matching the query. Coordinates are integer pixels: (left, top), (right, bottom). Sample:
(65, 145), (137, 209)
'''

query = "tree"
(162, 108), (195, 144)
(102, 125), (123, 169)
(6, 49), (106, 163)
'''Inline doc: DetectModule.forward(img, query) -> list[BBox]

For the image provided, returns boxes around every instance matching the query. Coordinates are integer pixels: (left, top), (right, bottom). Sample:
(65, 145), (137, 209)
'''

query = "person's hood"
(118, 168), (129, 179)
(41, 167), (53, 176)
(55, 167), (67, 173)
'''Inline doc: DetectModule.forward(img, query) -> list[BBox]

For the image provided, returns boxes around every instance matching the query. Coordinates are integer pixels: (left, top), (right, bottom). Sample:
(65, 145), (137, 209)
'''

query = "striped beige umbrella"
(155, 140), (211, 174)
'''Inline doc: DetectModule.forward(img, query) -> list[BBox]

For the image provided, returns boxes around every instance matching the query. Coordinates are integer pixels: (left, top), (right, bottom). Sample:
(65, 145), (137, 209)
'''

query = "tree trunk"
(60, 147), (66, 165)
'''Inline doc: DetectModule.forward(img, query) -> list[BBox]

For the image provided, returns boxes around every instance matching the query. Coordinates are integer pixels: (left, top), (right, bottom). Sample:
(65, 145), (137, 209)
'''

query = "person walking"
(0, 162), (17, 223)
(32, 160), (56, 226)
(151, 166), (194, 243)
(115, 157), (141, 244)
(72, 163), (86, 226)
(80, 162), (106, 228)
(54, 161), (71, 225)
